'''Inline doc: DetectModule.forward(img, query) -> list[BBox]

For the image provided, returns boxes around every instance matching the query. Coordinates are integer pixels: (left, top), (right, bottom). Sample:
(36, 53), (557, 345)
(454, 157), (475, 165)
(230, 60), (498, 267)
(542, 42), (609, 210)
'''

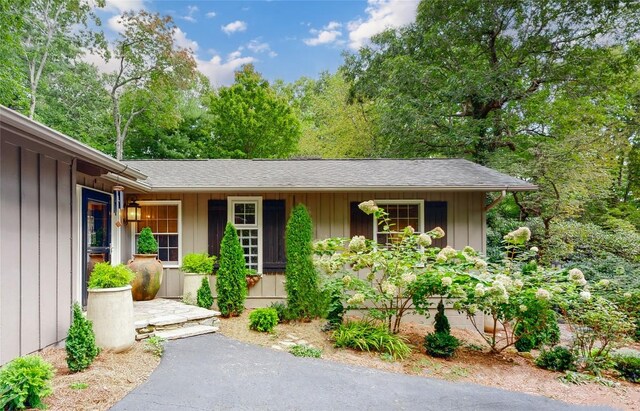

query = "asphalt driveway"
(111, 333), (602, 411)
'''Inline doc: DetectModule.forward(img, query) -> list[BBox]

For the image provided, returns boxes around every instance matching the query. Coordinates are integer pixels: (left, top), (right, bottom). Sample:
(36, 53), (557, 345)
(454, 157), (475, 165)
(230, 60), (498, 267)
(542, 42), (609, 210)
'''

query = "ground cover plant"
(216, 222), (247, 317)
(65, 302), (99, 372)
(332, 320), (411, 360)
(289, 345), (322, 358)
(0, 355), (55, 410)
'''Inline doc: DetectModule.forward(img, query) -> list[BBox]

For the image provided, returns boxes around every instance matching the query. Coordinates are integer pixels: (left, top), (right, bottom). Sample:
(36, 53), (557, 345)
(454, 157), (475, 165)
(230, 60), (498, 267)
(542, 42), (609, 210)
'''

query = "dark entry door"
(82, 188), (112, 306)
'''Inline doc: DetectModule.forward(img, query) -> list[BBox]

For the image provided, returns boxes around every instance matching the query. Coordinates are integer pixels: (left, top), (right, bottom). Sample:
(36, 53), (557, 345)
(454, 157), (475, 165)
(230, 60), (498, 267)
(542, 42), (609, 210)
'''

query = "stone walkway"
(133, 298), (220, 341)
(271, 333), (314, 351)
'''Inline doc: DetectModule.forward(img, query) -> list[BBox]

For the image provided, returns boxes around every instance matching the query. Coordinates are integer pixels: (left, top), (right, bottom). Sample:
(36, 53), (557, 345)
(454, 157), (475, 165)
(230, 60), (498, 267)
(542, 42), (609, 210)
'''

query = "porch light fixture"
(126, 199), (142, 224)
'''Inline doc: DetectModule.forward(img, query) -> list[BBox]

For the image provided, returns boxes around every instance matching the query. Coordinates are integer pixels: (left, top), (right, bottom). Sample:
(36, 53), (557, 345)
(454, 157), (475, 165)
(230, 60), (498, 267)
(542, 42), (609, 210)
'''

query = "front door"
(81, 188), (112, 306)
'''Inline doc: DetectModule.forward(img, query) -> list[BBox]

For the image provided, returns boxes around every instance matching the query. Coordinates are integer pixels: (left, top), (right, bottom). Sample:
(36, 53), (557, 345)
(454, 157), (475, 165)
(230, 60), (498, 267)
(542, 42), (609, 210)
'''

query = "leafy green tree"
(65, 302), (99, 372)
(216, 222), (247, 317)
(103, 10), (197, 160)
(207, 64), (300, 158)
(285, 204), (322, 319)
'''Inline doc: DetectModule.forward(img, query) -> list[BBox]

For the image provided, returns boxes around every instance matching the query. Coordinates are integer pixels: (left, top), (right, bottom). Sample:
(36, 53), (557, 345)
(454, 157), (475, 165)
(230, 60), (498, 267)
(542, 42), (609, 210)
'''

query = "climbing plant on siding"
(216, 222), (247, 317)
(285, 204), (323, 319)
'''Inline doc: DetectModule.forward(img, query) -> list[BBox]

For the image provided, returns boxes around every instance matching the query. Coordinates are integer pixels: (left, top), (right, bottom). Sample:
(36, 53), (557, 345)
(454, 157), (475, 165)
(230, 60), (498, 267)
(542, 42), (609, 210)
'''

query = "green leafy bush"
(196, 276), (214, 309)
(514, 308), (561, 352)
(269, 301), (293, 323)
(0, 355), (55, 410)
(248, 308), (278, 333)
(286, 204), (323, 320)
(136, 226), (158, 254)
(535, 346), (577, 372)
(65, 302), (99, 372)
(332, 320), (411, 360)
(181, 253), (216, 274)
(216, 222), (247, 317)
(87, 263), (135, 289)
(424, 332), (460, 358)
(289, 345), (322, 358)
(613, 355), (640, 383)
(145, 336), (166, 357)
(433, 300), (450, 334)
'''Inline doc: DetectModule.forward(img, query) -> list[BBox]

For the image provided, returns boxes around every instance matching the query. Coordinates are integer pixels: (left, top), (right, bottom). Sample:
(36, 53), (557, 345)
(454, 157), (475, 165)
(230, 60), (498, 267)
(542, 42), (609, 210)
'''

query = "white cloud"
(347, 0), (418, 50)
(180, 5), (199, 23)
(303, 21), (343, 46)
(107, 14), (126, 34)
(174, 28), (199, 51)
(205, 11), (216, 18)
(103, 0), (145, 13)
(221, 20), (247, 35)
(197, 52), (255, 87)
(246, 38), (277, 57)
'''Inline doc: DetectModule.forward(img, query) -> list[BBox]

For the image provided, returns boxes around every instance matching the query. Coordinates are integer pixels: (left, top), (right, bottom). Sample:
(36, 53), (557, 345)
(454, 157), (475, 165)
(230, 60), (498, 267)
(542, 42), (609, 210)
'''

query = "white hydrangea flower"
(463, 246), (476, 255)
(348, 235), (366, 253)
(513, 279), (524, 289)
(474, 283), (486, 297)
(441, 277), (453, 287)
(358, 200), (378, 215)
(503, 227), (531, 244)
(568, 268), (585, 283)
(436, 255), (447, 264)
(401, 272), (417, 284)
(381, 281), (397, 296)
(467, 304), (478, 314)
(474, 259), (488, 270)
(342, 275), (352, 286)
(489, 281), (509, 302)
(530, 246), (539, 253)
(430, 227), (445, 239)
(403, 226), (415, 235)
(536, 288), (551, 300)
(623, 292), (632, 298)
(417, 233), (432, 247)
(519, 304), (528, 312)
(598, 279), (610, 287)
(579, 291), (591, 301)
(347, 293), (365, 305)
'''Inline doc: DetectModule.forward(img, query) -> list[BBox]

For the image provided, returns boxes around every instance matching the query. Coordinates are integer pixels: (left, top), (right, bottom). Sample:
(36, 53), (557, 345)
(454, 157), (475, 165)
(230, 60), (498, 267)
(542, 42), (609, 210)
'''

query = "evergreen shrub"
(65, 302), (99, 372)
(535, 346), (577, 372)
(87, 263), (135, 289)
(249, 308), (278, 332)
(216, 222), (247, 317)
(196, 276), (214, 309)
(136, 227), (158, 254)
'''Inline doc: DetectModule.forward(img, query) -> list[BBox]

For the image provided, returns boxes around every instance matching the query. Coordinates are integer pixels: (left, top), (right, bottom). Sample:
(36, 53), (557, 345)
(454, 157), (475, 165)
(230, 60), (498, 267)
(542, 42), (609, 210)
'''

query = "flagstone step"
(154, 325), (219, 340)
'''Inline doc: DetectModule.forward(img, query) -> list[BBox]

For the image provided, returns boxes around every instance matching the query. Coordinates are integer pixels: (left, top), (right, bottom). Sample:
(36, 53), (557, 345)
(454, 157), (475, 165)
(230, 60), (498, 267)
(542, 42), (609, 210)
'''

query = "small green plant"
(269, 301), (292, 323)
(464, 343), (485, 352)
(332, 320), (411, 360)
(289, 345), (322, 358)
(558, 371), (617, 387)
(249, 308), (279, 332)
(196, 276), (214, 309)
(137, 226), (158, 254)
(424, 332), (460, 359)
(217, 222), (247, 317)
(380, 352), (395, 362)
(433, 300), (450, 334)
(65, 302), (99, 372)
(87, 262), (135, 288)
(181, 253), (216, 274)
(69, 382), (88, 390)
(0, 355), (55, 410)
(145, 336), (166, 357)
(535, 346), (577, 372)
(613, 354), (640, 383)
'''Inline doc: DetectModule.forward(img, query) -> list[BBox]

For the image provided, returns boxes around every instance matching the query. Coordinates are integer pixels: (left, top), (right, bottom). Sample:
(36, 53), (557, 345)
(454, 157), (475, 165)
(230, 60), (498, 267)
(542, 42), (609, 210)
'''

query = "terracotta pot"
(128, 254), (163, 301)
(86, 253), (105, 281)
(182, 273), (209, 305)
(246, 275), (262, 288)
(87, 285), (135, 352)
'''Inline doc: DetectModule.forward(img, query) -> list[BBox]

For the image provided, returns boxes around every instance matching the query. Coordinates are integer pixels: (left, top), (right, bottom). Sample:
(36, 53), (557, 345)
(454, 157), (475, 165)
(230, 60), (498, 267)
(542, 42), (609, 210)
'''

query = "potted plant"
(245, 268), (263, 288)
(181, 253), (216, 305)
(86, 262), (136, 352)
(128, 226), (164, 301)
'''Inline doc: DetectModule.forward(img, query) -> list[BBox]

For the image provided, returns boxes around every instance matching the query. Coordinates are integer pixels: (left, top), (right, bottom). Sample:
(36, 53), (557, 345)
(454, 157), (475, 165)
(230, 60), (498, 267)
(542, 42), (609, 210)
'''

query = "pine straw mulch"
(36, 341), (160, 411)
(219, 311), (640, 411)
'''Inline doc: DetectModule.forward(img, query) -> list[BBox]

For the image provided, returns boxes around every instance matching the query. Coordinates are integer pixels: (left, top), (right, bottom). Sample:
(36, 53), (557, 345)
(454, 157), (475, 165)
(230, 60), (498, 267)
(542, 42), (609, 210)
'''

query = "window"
(228, 197), (262, 272)
(373, 200), (424, 245)
(134, 201), (181, 266)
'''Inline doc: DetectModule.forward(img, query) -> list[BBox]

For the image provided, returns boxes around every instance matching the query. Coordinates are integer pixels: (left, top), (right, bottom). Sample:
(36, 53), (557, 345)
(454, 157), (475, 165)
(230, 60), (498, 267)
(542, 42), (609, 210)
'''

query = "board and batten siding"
(0, 131), (75, 365)
(126, 191), (486, 303)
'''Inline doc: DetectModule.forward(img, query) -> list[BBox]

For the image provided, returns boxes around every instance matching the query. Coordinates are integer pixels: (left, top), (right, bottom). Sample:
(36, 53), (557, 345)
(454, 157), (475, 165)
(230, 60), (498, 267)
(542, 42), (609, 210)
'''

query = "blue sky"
(91, 0), (419, 86)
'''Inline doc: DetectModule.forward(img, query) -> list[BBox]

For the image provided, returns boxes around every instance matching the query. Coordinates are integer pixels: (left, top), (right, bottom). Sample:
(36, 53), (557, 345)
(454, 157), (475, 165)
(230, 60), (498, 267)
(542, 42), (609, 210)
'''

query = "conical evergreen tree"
(216, 222), (247, 317)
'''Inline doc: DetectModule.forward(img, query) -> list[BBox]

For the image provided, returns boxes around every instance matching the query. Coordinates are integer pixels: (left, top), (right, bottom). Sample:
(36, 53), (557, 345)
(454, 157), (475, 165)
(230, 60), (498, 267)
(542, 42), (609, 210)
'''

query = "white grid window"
(373, 200), (424, 245)
(133, 201), (181, 267)
(228, 197), (262, 273)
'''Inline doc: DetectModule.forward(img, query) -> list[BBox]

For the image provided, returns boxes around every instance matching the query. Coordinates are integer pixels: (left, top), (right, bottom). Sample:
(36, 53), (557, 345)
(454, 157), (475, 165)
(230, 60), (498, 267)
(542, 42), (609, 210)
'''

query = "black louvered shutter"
(425, 201), (448, 248)
(350, 201), (373, 239)
(263, 200), (286, 273)
(208, 200), (227, 258)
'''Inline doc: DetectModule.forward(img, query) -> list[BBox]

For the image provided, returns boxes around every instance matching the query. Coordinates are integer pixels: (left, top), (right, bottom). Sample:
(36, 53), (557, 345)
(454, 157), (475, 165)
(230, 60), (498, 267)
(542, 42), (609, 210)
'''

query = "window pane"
(158, 206), (167, 219)
(158, 219), (168, 233)
(158, 235), (168, 247)
(168, 206), (178, 219)
(159, 249), (168, 261)
(244, 214), (255, 225)
(169, 235), (178, 247)
(167, 219), (178, 233)
(169, 248), (178, 262)
(134, 204), (180, 264)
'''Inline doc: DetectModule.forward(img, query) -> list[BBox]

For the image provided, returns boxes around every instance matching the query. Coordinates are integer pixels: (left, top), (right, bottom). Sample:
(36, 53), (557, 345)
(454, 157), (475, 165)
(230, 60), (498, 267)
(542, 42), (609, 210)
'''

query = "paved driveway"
(112, 334), (601, 411)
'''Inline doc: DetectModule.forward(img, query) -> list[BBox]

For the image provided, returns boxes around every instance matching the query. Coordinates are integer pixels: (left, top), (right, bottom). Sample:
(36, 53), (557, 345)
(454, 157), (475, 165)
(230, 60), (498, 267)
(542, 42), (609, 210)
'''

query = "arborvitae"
(216, 222), (247, 317)
(285, 204), (322, 319)
(137, 226), (158, 254)
(65, 302), (99, 372)
(434, 299), (451, 334)
(196, 276), (214, 309)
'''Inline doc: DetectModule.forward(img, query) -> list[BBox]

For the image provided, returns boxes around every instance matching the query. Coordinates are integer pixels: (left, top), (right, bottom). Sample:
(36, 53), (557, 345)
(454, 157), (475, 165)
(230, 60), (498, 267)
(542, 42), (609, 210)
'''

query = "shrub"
(535, 346), (577, 372)
(289, 345), (322, 358)
(137, 227), (158, 254)
(433, 300), (450, 334)
(248, 308), (278, 333)
(269, 301), (292, 323)
(65, 302), (99, 372)
(332, 320), (411, 360)
(216, 222), (247, 317)
(181, 253), (216, 274)
(613, 355), (640, 383)
(286, 204), (323, 320)
(0, 355), (55, 410)
(514, 308), (561, 353)
(196, 276), (214, 309)
(424, 332), (460, 359)
(87, 263), (135, 288)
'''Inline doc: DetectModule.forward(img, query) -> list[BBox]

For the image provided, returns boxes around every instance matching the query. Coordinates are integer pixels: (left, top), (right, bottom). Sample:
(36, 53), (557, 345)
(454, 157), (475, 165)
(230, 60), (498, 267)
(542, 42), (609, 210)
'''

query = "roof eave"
(145, 185), (538, 193)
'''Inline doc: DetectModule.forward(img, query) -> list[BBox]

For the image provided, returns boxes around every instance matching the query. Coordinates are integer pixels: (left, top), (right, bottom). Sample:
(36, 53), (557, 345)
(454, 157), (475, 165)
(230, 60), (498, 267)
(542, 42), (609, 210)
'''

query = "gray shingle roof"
(123, 159), (536, 192)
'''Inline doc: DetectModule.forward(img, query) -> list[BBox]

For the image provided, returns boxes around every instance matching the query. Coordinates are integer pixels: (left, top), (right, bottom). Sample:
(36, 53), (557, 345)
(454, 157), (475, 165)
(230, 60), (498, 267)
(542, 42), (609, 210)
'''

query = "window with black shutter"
(262, 200), (286, 273)
(208, 200), (227, 259)
(425, 201), (448, 248)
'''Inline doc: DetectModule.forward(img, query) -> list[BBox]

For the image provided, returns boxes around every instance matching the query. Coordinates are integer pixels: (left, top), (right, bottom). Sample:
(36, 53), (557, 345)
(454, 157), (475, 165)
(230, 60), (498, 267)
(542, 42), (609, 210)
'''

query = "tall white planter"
(87, 285), (135, 352)
(183, 273), (209, 305)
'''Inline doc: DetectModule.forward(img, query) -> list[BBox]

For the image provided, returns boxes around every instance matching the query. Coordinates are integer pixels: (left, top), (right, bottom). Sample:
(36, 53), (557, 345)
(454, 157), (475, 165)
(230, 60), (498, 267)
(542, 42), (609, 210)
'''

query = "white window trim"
(131, 200), (182, 268)
(227, 196), (263, 273)
(372, 199), (425, 240)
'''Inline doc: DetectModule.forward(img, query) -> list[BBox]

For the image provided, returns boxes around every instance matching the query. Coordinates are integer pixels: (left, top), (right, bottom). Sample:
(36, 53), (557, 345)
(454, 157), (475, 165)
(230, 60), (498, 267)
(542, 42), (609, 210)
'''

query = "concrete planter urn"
(182, 273), (209, 305)
(87, 285), (135, 352)
(128, 254), (164, 301)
